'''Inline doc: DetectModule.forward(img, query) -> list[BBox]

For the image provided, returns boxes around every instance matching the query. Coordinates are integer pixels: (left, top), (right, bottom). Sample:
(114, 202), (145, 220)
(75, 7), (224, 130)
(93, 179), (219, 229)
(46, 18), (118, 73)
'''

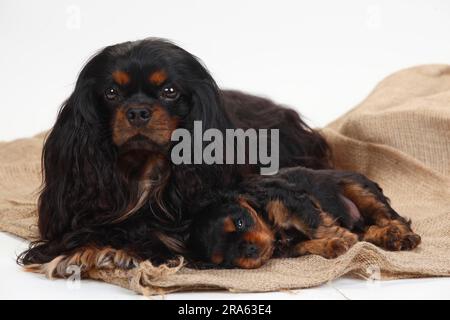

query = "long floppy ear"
(37, 79), (128, 242)
(190, 79), (230, 131)
(180, 54), (233, 132)
(170, 71), (237, 202)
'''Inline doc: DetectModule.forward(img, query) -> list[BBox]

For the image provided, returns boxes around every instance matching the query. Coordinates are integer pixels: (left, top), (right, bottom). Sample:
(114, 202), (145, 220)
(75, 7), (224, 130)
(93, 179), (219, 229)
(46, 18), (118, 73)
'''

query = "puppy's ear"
(191, 189), (222, 216)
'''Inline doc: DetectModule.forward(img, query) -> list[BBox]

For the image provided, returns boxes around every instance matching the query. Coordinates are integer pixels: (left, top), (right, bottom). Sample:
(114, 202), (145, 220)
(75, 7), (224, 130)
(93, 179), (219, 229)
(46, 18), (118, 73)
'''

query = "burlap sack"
(1, 65), (449, 295)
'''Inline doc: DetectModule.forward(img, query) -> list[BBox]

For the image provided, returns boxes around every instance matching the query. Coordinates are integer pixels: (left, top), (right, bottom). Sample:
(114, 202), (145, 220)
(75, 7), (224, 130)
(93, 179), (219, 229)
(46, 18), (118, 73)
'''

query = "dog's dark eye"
(105, 88), (119, 100)
(235, 218), (244, 231)
(160, 86), (179, 100)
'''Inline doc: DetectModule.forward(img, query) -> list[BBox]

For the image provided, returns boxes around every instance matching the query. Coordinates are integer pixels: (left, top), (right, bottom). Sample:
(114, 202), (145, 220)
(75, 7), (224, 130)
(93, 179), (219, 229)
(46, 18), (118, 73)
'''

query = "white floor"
(1, 232), (449, 300)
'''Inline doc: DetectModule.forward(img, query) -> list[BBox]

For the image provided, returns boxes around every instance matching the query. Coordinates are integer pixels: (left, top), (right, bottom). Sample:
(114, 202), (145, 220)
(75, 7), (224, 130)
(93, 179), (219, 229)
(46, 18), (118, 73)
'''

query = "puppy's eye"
(160, 86), (179, 100)
(235, 218), (244, 231)
(105, 88), (119, 100)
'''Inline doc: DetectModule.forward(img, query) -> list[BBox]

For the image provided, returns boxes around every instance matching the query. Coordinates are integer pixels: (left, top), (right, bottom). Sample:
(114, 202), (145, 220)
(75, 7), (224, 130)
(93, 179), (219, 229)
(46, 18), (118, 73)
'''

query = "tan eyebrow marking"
(149, 70), (167, 86)
(112, 71), (130, 85)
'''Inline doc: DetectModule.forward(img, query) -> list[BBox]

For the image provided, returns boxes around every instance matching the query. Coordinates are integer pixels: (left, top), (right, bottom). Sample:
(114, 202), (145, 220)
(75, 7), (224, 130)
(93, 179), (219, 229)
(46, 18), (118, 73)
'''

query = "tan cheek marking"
(112, 108), (135, 146)
(148, 105), (179, 143)
(149, 70), (167, 86)
(112, 71), (130, 85)
(223, 216), (236, 233)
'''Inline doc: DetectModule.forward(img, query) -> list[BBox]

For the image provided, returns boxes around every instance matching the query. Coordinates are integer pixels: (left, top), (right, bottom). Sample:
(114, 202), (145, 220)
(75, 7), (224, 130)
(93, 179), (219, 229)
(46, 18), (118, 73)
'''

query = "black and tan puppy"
(189, 167), (421, 269)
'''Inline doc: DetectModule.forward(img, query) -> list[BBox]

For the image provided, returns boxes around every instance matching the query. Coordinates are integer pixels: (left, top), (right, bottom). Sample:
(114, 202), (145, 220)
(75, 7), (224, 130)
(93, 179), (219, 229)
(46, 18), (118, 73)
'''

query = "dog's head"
(69, 38), (225, 153)
(190, 192), (275, 269)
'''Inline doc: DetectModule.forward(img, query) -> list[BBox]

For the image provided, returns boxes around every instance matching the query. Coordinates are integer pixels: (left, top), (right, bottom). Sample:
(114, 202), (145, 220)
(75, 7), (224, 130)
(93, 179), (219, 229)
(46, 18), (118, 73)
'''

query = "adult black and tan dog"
(19, 38), (331, 276)
(188, 167), (421, 269)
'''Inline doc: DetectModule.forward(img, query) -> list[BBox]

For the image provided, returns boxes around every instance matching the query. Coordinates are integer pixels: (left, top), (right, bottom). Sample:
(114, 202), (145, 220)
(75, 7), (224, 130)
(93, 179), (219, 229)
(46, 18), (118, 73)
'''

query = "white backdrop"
(1, 0), (450, 141)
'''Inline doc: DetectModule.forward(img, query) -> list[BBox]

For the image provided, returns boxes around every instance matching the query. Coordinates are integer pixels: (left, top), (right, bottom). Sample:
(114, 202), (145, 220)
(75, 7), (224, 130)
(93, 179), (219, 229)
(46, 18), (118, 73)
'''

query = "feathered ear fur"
(37, 83), (130, 241)
(189, 79), (231, 132)
(169, 70), (238, 207)
(18, 56), (140, 265)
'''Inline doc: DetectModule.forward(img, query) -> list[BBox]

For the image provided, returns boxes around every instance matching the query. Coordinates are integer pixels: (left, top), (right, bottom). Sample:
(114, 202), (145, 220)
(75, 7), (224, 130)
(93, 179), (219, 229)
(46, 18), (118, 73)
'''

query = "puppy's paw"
(322, 238), (350, 259)
(364, 221), (421, 251)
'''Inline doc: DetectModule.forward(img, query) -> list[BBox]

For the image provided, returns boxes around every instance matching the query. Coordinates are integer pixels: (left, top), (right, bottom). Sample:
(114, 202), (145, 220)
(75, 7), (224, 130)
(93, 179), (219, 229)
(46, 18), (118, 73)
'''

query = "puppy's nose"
(126, 107), (150, 127)
(243, 244), (259, 258)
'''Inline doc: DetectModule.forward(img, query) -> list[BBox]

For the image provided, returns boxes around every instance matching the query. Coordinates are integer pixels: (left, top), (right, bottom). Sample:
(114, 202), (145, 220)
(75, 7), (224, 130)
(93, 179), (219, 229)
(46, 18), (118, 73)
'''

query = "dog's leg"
(291, 211), (359, 258)
(313, 212), (359, 247)
(267, 194), (358, 259)
(24, 246), (141, 279)
(293, 237), (349, 259)
(341, 179), (421, 251)
(292, 218), (359, 259)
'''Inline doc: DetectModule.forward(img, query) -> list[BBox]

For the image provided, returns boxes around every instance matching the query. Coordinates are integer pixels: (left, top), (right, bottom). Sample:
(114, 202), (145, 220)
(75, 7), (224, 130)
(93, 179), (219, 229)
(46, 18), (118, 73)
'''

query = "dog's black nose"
(126, 107), (150, 127)
(243, 244), (259, 258)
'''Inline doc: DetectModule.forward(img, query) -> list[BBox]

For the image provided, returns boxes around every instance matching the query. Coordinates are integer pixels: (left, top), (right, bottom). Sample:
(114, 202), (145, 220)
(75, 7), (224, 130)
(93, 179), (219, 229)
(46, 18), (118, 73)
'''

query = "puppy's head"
(190, 192), (274, 269)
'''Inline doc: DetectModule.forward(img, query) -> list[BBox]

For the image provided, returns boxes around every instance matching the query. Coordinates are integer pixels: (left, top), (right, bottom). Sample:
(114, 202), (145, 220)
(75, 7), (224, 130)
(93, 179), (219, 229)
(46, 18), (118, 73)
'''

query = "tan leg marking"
(24, 247), (140, 279)
(341, 182), (390, 225)
(294, 237), (349, 259)
(314, 212), (358, 247)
